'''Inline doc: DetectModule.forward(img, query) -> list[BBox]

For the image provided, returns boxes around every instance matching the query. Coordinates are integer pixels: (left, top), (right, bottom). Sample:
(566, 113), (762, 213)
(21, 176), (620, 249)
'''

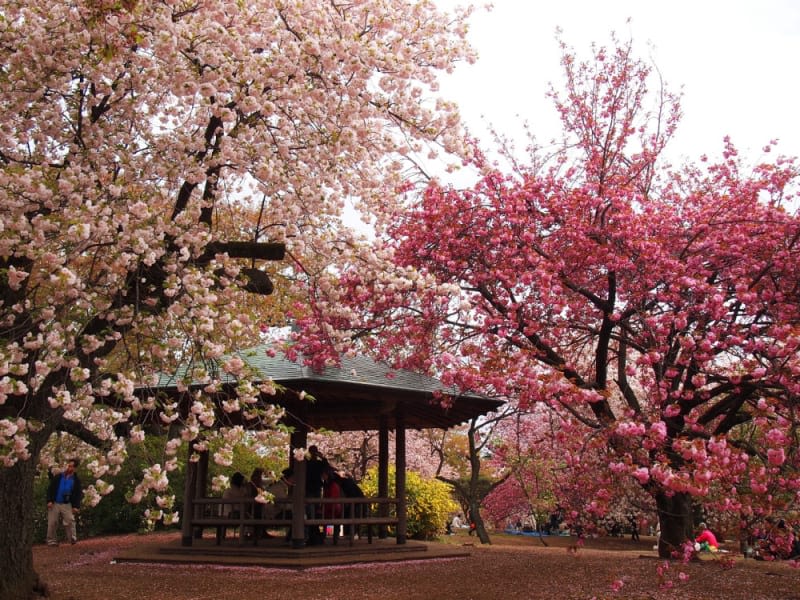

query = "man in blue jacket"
(46, 458), (83, 546)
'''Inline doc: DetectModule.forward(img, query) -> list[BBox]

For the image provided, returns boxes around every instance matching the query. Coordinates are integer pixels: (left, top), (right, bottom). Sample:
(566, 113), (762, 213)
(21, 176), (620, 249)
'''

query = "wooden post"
(395, 405), (407, 545)
(291, 458), (307, 548)
(181, 446), (197, 547)
(290, 429), (308, 548)
(378, 417), (389, 539)
(193, 449), (208, 539)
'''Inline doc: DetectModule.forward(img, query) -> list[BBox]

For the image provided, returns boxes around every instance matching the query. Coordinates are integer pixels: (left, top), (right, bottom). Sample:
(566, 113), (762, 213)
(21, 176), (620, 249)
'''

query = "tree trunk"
(0, 445), (49, 599)
(655, 490), (694, 559)
(469, 498), (491, 544)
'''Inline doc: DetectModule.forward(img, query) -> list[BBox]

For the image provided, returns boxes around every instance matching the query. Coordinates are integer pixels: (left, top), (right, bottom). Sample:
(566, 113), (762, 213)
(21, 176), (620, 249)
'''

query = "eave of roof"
(147, 345), (503, 431)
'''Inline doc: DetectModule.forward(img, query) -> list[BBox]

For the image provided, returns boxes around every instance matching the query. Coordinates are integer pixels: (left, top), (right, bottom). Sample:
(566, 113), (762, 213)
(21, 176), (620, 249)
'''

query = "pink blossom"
(767, 448), (786, 466)
(633, 467), (650, 484)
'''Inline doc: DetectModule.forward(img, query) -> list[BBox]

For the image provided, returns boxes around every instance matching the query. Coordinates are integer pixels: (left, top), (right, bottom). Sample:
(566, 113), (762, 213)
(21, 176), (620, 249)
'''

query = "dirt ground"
(34, 530), (800, 599)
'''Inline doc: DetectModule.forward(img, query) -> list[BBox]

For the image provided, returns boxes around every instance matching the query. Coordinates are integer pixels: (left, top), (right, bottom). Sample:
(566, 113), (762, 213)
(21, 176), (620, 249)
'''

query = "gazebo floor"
(114, 533), (470, 569)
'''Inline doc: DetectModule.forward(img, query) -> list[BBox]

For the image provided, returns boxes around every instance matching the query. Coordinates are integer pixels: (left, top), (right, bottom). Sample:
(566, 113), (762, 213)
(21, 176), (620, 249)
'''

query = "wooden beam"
(202, 241), (285, 261)
(395, 405), (407, 545)
(181, 447), (197, 547)
(378, 417), (389, 539)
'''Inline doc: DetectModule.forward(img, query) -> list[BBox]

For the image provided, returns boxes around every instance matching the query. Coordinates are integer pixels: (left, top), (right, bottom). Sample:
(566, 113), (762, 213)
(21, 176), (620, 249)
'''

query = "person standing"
(628, 512), (640, 541)
(46, 459), (83, 546)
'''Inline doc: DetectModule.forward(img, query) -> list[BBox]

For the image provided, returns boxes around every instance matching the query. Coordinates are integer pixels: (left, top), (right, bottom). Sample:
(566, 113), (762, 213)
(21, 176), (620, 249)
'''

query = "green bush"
(361, 467), (458, 540)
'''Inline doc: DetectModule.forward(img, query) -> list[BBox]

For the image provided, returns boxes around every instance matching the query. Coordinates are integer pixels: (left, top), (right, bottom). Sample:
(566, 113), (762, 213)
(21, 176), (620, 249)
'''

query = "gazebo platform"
(114, 535), (471, 569)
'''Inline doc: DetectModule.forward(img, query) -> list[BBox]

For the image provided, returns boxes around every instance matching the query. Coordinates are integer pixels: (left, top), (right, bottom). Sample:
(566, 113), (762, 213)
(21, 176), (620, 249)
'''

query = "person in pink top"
(695, 522), (719, 551)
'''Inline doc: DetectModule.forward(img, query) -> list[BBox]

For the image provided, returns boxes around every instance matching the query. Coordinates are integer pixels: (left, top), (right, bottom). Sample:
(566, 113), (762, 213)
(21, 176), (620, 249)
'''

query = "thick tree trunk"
(0, 452), (48, 599)
(655, 490), (694, 559)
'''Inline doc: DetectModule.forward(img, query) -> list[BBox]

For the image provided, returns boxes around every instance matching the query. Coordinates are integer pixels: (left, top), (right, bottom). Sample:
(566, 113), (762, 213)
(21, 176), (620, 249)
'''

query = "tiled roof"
(147, 344), (503, 431)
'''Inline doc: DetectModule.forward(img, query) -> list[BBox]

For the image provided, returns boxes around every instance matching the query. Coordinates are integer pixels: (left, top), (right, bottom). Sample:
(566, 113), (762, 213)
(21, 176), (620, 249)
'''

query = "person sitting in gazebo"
(220, 471), (250, 541)
(261, 468), (295, 540)
(223, 472), (249, 518)
(321, 465), (343, 544)
(247, 468), (267, 538)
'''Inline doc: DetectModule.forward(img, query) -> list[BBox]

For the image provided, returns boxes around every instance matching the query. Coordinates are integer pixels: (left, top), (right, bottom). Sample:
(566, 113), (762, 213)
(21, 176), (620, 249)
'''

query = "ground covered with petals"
(34, 531), (800, 599)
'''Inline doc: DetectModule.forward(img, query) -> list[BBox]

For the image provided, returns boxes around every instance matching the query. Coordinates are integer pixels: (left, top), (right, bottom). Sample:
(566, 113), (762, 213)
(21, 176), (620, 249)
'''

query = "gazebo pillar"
(180, 445), (198, 547)
(395, 405), (407, 544)
(193, 449), (208, 539)
(289, 429), (308, 548)
(378, 417), (389, 539)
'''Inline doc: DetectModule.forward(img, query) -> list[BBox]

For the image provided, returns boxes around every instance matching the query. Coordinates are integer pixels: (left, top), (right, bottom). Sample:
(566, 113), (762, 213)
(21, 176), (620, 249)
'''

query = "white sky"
(435, 0), (800, 167)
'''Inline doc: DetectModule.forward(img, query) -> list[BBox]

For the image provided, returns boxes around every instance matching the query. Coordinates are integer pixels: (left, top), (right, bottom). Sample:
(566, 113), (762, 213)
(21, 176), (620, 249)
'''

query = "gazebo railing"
(189, 496), (398, 546)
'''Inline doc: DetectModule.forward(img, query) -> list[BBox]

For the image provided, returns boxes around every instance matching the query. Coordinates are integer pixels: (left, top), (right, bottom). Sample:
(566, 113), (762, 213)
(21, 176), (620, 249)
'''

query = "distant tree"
(482, 408), (563, 533)
(427, 413), (514, 544)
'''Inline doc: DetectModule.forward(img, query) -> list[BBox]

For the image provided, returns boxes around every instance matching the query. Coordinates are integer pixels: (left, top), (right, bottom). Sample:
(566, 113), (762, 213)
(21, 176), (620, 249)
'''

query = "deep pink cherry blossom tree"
(296, 36), (800, 559)
(0, 1), (474, 596)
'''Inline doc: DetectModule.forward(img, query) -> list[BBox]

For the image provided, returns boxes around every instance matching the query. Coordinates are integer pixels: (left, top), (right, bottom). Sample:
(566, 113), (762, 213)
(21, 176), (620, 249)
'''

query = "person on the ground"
(628, 512), (640, 541)
(46, 459), (83, 546)
(695, 522), (719, 552)
(467, 509), (477, 536)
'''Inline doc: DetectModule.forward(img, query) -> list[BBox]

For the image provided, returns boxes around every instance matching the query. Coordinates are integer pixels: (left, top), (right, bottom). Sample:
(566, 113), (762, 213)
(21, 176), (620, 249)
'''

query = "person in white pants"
(46, 459), (83, 546)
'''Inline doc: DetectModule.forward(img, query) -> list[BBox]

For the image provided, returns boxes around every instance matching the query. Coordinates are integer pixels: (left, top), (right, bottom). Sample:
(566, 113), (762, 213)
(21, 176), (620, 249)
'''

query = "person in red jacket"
(695, 522), (719, 551)
(321, 466), (343, 544)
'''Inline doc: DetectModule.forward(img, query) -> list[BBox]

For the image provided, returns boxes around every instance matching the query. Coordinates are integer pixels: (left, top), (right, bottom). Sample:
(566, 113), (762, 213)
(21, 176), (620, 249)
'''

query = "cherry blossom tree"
(297, 35), (800, 559)
(482, 407), (565, 533)
(0, 1), (473, 596)
(484, 404), (658, 541)
(422, 412), (514, 543)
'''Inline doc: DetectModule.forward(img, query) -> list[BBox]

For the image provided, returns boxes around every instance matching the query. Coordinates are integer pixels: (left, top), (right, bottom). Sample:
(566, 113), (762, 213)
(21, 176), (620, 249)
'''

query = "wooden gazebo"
(149, 344), (503, 549)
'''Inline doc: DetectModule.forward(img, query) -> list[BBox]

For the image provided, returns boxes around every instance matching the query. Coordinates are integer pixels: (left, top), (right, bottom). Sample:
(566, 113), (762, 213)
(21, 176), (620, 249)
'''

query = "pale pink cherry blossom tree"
(0, 0), (475, 596)
(293, 35), (800, 559)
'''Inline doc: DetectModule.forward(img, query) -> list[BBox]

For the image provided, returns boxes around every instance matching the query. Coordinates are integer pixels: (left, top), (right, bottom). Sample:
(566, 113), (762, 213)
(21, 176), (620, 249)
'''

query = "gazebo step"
(113, 536), (470, 569)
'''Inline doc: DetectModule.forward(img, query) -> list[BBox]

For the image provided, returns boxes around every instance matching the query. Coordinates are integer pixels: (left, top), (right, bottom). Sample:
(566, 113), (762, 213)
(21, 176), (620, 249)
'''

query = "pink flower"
(767, 448), (785, 466)
(633, 467), (650, 484)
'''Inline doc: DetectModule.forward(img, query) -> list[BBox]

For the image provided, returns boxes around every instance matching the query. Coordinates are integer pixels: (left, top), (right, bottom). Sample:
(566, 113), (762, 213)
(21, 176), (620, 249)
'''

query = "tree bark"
(0, 429), (51, 599)
(655, 490), (694, 559)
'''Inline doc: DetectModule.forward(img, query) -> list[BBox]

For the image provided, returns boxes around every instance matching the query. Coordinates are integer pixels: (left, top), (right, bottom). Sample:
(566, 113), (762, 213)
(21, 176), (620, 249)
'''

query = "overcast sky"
(435, 0), (800, 168)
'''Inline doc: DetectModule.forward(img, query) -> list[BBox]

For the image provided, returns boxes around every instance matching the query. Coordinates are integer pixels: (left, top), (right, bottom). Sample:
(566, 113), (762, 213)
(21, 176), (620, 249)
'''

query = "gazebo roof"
(152, 344), (503, 431)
